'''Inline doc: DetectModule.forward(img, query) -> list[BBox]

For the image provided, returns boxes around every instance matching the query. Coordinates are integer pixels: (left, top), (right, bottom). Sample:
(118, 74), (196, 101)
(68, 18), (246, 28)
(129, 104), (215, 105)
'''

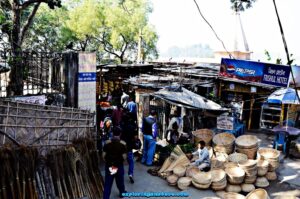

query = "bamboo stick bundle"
(57, 150), (70, 199)
(1, 147), (15, 199)
(29, 148), (39, 199)
(62, 148), (76, 199)
(18, 146), (29, 199)
(90, 150), (104, 198)
(12, 148), (22, 199)
(0, 149), (8, 199)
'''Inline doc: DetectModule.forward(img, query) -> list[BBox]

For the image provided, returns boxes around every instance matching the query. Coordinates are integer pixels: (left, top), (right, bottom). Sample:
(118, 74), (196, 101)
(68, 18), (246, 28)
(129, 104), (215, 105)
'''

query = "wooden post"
(280, 103), (285, 125)
(218, 81), (222, 98)
(247, 97), (254, 130)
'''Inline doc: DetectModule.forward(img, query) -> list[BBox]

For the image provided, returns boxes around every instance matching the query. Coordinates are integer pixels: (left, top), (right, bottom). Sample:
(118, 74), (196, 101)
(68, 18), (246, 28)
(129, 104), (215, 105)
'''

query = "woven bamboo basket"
(241, 183), (255, 193)
(186, 166), (200, 177)
(245, 188), (270, 199)
(266, 171), (277, 181)
(255, 177), (269, 188)
(213, 133), (235, 154)
(173, 165), (186, 177)
(192, 129), (214, 146)
(257, 167), (268, 176)
(224, 192), (246, 199)
(225, 162), (238, 168)
(192, 171), (212, 184)
(212, 181), (227, 191)
(225, 166), (245, 185)
(211, 153), (228, 169)
(236, 147), (258, 160)
(225, 184), (242, 193)
(229, 153), (248, 164)
(177, 177), (192, 190)
(266, 159), (280, 171)
(211, 169), (226, 183)
(192, 180), (211, 189)
(216, 191), (226, 199)
(258, 148), (280, 160)
(167, 174), (178, 186)
(235, 135), (258, 149)
(244, 175), (257, 184)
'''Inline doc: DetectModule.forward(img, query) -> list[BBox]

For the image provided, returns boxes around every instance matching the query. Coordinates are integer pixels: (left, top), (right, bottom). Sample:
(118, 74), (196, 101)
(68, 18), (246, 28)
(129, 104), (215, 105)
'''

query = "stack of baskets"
(211, 169), (227, 191)
(235, 135), (259, 159)
(177, 177), (192, 190)
(225, 166), (245, 185)
(255, 177), (270, 188)
(238, 160), (258, 184)
(257, 148), (280, 172)
(258, 148), (280, 181)
(192, 129), (214, 146)
(213, 133), (236, 154)
(192, 172), (212, 189)
(257, 160), (269, 176)
(167, 174), (178, 186)
(173, 165), (186, 177)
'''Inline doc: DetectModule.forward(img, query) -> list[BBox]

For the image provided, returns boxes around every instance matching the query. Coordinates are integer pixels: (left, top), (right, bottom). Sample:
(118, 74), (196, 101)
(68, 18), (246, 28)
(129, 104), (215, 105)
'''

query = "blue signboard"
(78, 72), (96, 82)
(219, 58), (291, 87)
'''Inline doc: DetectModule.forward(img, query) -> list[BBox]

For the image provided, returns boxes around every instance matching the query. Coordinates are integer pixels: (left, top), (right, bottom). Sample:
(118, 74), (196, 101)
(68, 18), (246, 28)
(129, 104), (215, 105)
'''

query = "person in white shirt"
(190, 141), (211, 171)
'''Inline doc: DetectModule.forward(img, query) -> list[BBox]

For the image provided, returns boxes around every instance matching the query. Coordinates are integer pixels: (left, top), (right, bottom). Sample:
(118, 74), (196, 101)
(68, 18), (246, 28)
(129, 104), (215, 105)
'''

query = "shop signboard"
(219, 58), (291, 87)
(217, 115), (234, 130)
(78, 52), (96, 112)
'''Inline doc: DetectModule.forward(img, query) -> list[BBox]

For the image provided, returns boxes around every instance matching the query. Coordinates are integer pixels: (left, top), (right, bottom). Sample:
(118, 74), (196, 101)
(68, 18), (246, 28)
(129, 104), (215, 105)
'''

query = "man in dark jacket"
(121, 113), (138, 183)
(103, 127), (127, 199)
(141, 110), (158, 166)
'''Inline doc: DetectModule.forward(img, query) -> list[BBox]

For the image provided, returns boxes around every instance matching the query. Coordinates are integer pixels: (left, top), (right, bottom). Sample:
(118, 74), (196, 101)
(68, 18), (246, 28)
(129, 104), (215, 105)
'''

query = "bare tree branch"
(20, 2), (40, 45)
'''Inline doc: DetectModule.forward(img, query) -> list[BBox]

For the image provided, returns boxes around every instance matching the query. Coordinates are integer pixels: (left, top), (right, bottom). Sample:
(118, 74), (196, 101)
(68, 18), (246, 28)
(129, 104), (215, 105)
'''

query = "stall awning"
(152, 87), (226, 110)
(267, 88), (300, 104)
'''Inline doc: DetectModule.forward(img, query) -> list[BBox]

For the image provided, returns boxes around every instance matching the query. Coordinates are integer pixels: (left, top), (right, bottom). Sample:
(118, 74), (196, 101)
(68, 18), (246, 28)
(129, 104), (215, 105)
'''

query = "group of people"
(100, 93), (211, 199)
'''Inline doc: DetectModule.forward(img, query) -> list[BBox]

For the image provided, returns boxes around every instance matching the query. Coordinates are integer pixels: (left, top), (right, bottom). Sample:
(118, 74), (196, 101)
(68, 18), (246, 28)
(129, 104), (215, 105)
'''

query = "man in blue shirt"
(126, 97), (137, 122)
(141, 110), (158, 166)
(190, 140), (210, 171)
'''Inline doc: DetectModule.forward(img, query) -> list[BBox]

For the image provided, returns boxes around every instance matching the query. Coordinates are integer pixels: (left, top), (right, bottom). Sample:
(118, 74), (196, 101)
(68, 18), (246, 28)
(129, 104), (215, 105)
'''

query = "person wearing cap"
(103, 127), (127, 199)
(190, 140), (211, 171)
(141, 110), (158, 166)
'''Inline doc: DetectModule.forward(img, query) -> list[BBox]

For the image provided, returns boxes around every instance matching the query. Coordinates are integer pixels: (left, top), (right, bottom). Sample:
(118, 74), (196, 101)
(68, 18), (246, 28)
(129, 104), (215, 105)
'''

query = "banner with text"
(219, 58), (291, 87)
(78, 53), (96, 112)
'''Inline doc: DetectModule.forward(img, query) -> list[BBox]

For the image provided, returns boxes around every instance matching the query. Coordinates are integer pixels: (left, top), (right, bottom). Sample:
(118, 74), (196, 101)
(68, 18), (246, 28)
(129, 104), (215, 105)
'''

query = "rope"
(192, 0), (235, 59)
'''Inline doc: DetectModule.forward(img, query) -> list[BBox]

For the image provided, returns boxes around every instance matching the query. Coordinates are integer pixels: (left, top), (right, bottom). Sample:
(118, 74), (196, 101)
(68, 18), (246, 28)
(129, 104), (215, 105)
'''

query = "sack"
(133, 138), (142, 150)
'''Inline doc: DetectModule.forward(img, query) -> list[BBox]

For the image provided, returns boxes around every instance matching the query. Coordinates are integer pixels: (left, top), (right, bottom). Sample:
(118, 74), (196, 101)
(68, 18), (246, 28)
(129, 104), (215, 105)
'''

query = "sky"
(149, 0), (300, 64)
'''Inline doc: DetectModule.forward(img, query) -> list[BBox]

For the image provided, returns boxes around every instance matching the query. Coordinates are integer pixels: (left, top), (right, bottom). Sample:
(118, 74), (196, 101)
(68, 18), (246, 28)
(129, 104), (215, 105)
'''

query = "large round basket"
(193, 129), (213, 145)
(235, 135), (258, 149)
(177, 177), (192, 190)
(192, 180), (211, 189)
(229, 153), (248, 164)
(173, 165), (186, 177)
(225, 162), (238, 168)
(258, 148), (280, 160)
(216, 191), (226, 199)
(192, 171), (212, 184)
(211, 169), (226, 183)
(213, 133), (235, 154)
(245, 188), (270, 199)
(224, 192), (245, 199)
(255, 177), (269, 188)
(225, 166), (245, 185)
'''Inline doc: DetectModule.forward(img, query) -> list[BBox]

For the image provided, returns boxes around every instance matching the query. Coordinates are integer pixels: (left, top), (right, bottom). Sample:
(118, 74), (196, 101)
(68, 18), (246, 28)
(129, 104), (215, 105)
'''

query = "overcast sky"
(149, 0), (300, 64)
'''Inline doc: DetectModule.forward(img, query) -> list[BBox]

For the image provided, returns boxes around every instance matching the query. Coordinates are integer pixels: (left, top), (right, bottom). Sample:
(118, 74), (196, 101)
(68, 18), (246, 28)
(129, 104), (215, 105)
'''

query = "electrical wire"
(192, 0), (235, 59)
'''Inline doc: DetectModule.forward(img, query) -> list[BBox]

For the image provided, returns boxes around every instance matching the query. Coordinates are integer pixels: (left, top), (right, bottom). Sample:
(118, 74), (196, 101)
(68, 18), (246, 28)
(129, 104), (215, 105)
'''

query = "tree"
(230, 0), (257, 12)
(0, 0), (61, 96)
(98, 0), (158, 63)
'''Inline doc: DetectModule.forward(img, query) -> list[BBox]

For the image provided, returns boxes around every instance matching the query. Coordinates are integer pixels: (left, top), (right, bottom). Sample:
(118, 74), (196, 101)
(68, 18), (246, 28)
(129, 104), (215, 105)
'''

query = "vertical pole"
(247, 96), (254, 130)
(218, 81), (222, 98)
(280, 103), (285, 125)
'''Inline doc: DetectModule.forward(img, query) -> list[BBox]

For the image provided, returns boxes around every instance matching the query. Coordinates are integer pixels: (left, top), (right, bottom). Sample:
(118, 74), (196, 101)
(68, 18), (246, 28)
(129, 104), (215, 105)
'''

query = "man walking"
(103, 127), (127, 199)
(141, 110), (158, 166)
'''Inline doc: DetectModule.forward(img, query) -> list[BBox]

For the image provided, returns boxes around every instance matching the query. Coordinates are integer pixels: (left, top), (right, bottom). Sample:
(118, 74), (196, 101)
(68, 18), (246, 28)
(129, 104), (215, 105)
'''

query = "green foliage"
(230, 0), (257, 12)
(264, 50), (271, 61)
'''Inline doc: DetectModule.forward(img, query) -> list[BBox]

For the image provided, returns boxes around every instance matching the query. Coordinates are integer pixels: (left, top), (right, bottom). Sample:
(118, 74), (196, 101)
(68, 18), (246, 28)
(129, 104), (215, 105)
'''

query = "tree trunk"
(7, 4), (24, 96)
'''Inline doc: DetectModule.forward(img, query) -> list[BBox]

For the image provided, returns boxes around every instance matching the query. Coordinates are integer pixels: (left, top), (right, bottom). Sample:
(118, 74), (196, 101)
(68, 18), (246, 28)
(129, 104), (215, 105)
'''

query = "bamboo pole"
(247, 96), (254, 130)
